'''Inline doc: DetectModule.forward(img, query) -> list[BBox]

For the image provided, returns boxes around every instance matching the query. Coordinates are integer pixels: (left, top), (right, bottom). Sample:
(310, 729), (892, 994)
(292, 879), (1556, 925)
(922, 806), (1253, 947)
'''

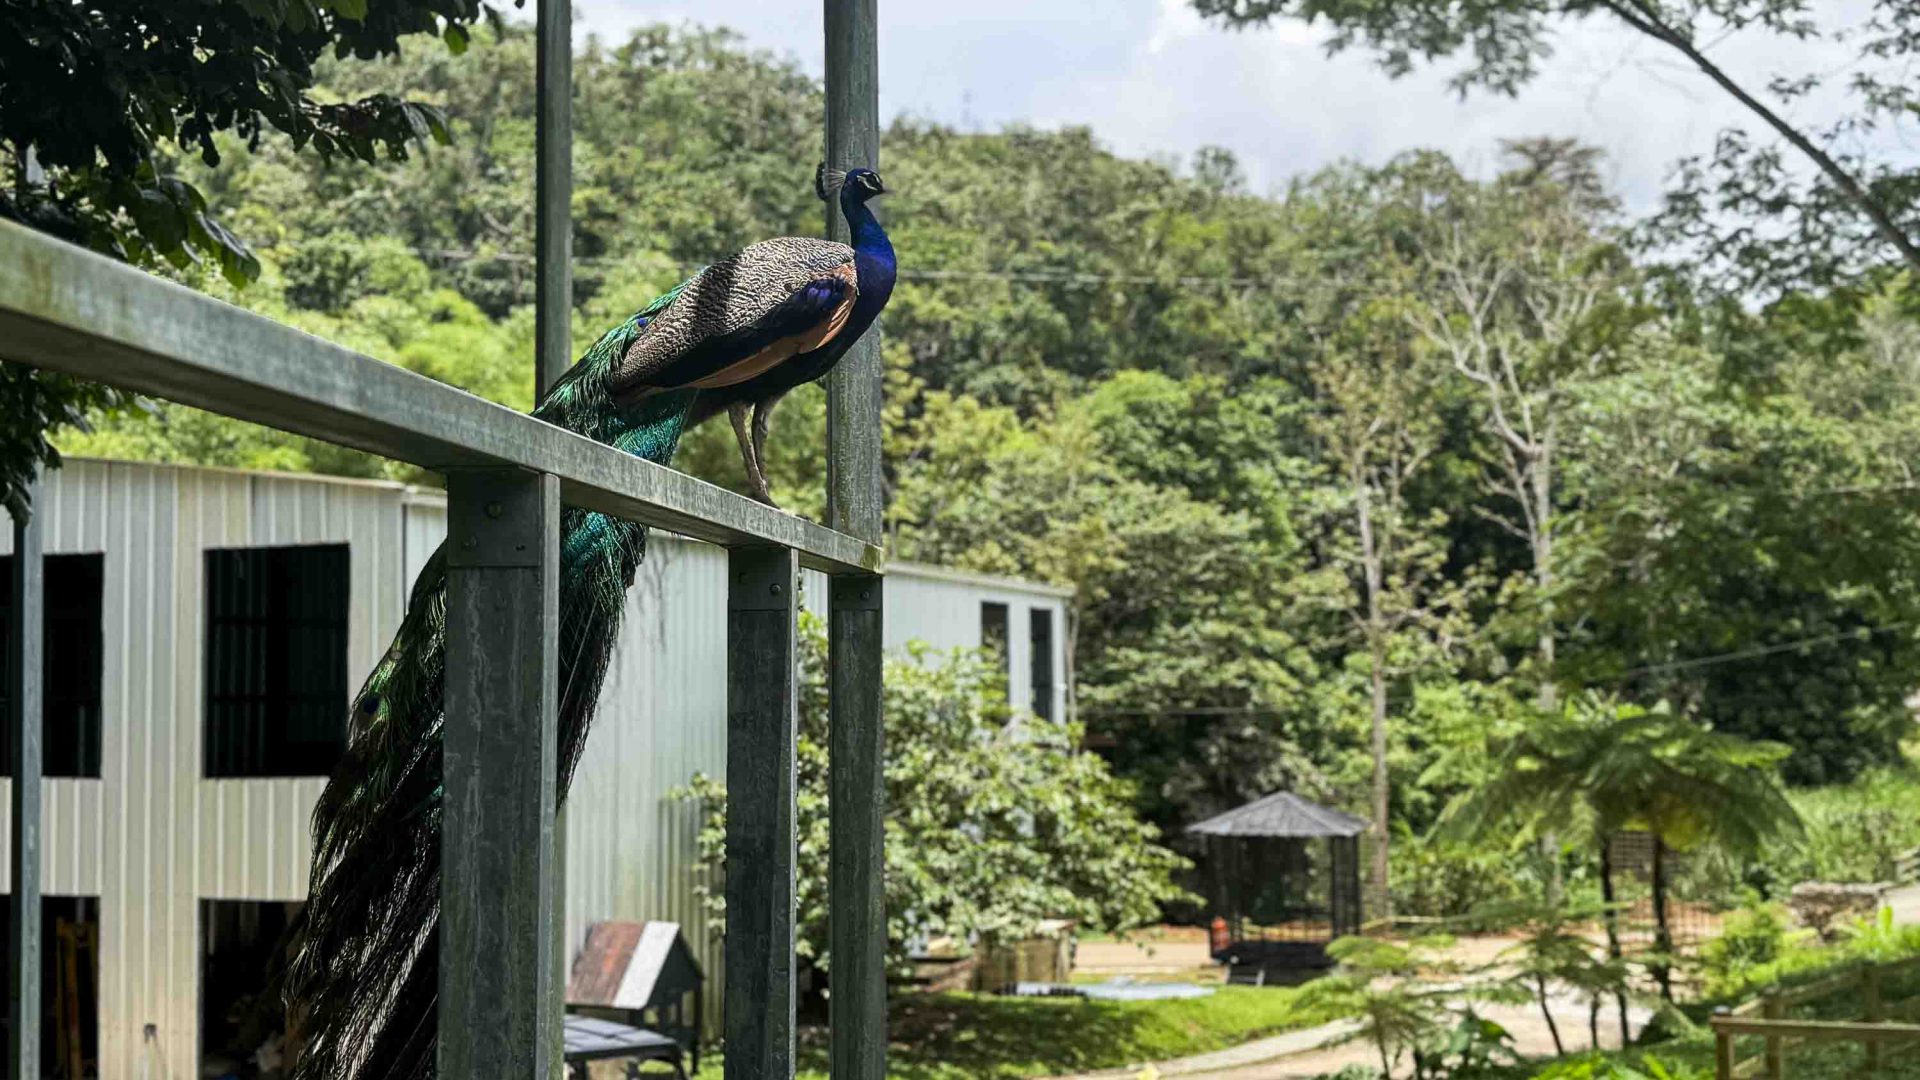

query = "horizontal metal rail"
(0, 220), (882, 575)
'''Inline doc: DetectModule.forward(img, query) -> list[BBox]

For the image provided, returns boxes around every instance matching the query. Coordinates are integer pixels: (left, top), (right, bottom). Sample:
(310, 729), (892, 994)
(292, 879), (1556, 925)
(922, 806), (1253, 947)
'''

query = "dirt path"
(1180, 993), (1652, 1079)
(1885, 883), (1920, 926)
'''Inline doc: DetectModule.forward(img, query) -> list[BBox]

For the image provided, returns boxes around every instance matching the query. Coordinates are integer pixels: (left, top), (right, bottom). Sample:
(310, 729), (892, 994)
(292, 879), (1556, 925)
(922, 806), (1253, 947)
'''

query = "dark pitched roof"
(1185, 791), (1369, 838)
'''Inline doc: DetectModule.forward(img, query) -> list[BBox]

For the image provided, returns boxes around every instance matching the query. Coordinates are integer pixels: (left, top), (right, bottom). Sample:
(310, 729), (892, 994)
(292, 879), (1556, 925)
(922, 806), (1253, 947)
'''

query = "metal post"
(828, 573), (884, 1071)
(8, 473), (42, 1080)
(535, 2), (572, 1067)
(535, 0), (573, 398)
(823, 0), (884, 538)
(725, 547), (799, 1080)
(440, 470), (561, 1078)
(824, 3), (888, 1076)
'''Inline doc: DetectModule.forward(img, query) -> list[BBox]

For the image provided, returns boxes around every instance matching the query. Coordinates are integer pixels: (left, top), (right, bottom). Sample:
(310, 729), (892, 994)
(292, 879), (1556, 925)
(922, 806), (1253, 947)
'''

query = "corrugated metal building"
(0, 459), (1070, 1077)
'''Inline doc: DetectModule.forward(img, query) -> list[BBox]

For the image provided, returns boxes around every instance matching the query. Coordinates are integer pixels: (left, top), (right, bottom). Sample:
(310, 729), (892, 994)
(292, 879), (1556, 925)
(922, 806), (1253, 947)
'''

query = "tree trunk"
(1537, 973), (1565, 1056)
(1652, 837), (1674, 1003)
(1589, 996), (1600, 1051)
(1357, 472), (1393, 922)
(1533, 453), (1563, 906)
(1368, 642), (1391, 921)
(1600, 840), (1630, 1043)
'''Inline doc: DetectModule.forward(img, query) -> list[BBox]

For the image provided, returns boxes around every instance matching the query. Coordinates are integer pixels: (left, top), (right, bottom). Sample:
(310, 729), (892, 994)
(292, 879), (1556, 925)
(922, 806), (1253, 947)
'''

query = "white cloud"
(573, 1), (1917, 211)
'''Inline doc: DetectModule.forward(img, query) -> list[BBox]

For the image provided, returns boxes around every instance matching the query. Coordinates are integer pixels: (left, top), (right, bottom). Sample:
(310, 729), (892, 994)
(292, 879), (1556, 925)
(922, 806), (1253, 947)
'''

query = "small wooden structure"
(568, 921), (705, 1071)
(1188, 792), (1366, 983)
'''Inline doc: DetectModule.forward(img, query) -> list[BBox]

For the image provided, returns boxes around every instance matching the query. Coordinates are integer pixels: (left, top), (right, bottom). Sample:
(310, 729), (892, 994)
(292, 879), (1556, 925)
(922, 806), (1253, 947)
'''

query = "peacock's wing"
(608, 236), (859, 398)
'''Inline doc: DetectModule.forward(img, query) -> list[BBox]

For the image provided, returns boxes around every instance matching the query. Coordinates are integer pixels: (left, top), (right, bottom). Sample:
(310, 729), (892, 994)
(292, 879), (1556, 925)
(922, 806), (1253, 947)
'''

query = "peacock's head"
(815, 163), (888, 203)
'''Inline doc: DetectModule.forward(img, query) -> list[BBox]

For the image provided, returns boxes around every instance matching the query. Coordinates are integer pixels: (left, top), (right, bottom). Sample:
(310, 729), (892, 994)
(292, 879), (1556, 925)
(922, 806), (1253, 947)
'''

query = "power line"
(414, 247), (1640, 294)
(1078, 618), (1919, 720)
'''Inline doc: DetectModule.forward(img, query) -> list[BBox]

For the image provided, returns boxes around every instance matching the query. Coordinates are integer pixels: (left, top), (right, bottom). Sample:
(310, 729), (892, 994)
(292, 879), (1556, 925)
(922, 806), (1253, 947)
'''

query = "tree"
(1558, 312), (1920, 783)
(1441, 695), (1803, 1004)
(1309, 299), (1466, 920)
(890, 372), (1344, 836)
(1190, 0), (1920, 292)
(1403, 142), (1643, 901)
(1479, 896), (1631, 1055)
(1299, 934), (1486, 1080)
(678, 615), (1190, 972)
(0, 0), (493, 516)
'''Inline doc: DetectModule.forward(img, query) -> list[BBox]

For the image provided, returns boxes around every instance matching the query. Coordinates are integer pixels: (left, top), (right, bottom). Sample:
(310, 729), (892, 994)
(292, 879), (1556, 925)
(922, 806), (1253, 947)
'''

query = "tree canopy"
(33, 20), (1920, 912)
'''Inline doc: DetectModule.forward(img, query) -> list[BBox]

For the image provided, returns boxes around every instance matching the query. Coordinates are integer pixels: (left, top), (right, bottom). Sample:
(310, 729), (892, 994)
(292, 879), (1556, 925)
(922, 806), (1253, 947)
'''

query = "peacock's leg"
(750, 397), (780, 508)
(730, 400), (776, 506)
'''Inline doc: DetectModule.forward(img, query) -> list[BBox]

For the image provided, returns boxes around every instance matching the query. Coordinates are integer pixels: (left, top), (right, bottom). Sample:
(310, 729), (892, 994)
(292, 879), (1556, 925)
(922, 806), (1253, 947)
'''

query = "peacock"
(283, 165), (894, 1080)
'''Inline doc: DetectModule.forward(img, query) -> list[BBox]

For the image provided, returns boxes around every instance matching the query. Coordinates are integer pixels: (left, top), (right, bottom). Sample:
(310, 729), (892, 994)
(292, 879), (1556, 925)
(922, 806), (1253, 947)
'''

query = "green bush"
(1390, 833), (1528, 921)
(678, 614), (1193, 972)
(1699, 901), (1811, 997)
(1528, 1053), (1708, 1079)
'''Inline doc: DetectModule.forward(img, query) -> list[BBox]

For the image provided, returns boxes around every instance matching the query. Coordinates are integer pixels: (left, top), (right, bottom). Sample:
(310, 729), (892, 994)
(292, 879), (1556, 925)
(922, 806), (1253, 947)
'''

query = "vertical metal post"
(535, 0), (573, 398)
(725, 547), (799, 1080)
(823, 0), (884, 538)
(825, 2), (888, 1076)
(8, 474), (42, 1080)
(440, 470), (561, 1079)
(827, 573), (884, 1072)
(535, 4), (572, 1071)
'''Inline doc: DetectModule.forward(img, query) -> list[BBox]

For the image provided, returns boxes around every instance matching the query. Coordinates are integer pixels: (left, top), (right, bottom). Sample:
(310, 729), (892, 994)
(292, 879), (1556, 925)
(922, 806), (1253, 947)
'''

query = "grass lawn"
(668, 985), (1340, 1080)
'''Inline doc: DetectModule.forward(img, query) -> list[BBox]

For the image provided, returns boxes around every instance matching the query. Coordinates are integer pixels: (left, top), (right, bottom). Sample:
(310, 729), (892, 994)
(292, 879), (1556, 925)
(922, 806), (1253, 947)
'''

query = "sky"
(573, 0), (1907, 212)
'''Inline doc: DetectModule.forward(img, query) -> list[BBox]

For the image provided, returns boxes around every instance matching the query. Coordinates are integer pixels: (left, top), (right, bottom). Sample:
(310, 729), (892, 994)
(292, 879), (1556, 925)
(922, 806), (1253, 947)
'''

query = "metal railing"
(0, 1), (887, 1077)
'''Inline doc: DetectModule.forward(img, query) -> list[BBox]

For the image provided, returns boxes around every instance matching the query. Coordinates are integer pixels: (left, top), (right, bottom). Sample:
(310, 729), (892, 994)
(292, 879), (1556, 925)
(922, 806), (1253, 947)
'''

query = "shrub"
(678, 614), (1192, 972)
(1699, 901), (1810, 997)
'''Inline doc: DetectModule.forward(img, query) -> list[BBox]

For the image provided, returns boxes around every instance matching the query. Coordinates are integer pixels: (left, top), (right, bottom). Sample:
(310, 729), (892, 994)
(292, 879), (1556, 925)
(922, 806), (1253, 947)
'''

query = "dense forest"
(52, 23), (1920, 914)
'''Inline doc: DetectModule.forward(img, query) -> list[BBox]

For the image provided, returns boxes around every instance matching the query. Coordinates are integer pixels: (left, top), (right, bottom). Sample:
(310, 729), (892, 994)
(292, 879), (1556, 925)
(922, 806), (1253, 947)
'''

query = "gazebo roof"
(1186, 791), (1368, 839)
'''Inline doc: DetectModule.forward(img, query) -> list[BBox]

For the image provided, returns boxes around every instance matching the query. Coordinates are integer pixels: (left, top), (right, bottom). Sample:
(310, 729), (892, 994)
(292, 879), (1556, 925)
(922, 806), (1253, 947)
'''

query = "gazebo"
(1187, 791), (1368, 984)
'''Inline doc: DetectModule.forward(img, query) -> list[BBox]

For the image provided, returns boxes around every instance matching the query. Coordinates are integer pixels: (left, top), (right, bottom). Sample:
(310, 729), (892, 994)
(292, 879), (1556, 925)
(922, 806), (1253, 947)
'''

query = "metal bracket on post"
(440, 469), (561, 1079)
(726, 546), (800, 1080)
(8, 473), (43, 1080)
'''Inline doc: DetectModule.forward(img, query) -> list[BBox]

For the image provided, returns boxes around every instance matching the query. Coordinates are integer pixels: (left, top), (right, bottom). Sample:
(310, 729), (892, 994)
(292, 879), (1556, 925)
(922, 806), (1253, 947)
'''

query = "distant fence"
(1712, 956), (1920, 1079)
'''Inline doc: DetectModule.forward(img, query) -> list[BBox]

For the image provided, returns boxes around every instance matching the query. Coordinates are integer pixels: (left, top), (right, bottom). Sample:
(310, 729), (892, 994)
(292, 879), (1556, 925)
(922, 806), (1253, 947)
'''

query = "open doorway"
(0, 895), (100, 1078)
(200, 900), (300, 1079)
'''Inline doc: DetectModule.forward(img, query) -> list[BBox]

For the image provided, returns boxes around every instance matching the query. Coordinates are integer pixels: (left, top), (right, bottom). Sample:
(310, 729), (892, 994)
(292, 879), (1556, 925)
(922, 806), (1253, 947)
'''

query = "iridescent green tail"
(284, 314), (699, 1080)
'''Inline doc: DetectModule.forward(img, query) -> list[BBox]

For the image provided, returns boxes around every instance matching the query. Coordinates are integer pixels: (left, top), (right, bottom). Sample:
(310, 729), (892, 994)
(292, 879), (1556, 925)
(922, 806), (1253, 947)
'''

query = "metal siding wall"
(1, 461), (414, 1077)
(3, 463), (1074, 1065)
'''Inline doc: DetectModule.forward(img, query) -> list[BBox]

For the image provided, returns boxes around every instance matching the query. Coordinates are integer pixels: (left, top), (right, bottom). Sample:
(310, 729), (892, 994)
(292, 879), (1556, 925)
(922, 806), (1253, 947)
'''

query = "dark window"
(201, 900), (300, 1074)
(0, 553), (105, 777)
(1030, 608), (1055, 721)
(981, 601), (1011, 703)
(204, 544), (349, 777)
(0, 896), (99, 1070)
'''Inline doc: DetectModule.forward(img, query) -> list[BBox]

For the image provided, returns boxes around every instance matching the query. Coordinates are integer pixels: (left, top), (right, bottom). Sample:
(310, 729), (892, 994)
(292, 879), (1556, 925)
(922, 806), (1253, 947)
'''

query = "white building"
(0, 459), (1070, 1077)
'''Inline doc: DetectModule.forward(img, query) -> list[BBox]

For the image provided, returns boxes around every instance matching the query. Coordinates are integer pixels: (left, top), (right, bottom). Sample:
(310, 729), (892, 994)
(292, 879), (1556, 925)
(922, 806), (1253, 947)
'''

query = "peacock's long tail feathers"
(283, 308), (698, 1080)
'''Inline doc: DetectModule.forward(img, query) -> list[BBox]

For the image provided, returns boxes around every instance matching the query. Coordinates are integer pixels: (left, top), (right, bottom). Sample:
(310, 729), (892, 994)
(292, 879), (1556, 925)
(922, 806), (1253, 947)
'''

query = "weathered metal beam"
(0, 221), (882, 576)
(726, 547), (800, 1080)
(7, 474), (42, 1080)
(440, 470), (561, 1078)
(824, 1), (889, 1075)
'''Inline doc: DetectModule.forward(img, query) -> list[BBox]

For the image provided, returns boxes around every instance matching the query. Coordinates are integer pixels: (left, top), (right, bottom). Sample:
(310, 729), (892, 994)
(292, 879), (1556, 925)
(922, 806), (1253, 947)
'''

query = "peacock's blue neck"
(841, 189), (896, 316)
